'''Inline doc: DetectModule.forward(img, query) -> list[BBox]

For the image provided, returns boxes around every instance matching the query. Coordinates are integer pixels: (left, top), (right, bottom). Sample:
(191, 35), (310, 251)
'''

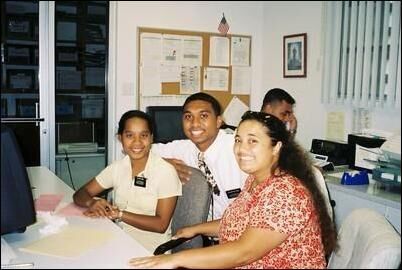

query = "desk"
(325, 168), (401, 234)
(2, 166), (150, 269)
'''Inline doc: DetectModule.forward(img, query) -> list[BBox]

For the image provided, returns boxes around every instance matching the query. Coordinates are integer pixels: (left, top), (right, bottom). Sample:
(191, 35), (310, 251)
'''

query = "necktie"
(198, 152), (220, 196)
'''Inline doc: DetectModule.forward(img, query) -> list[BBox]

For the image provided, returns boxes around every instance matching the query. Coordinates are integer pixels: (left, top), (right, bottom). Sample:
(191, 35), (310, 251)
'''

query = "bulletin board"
(137, 27), (252, 112)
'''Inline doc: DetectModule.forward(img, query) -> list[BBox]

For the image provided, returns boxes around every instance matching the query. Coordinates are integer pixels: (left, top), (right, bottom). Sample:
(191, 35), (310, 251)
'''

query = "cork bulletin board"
(137, 27), (252, 111)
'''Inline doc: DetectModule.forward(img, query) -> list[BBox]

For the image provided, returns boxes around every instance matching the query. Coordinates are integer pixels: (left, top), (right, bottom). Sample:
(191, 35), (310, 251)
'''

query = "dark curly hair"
(240, 111), (337, 257)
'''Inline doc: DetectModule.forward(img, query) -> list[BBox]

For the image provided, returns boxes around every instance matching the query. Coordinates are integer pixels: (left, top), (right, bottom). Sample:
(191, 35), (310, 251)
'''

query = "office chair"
(154, 167), (212, 255)
(327, 208), (401, 269)
(312, 166), (335, 221)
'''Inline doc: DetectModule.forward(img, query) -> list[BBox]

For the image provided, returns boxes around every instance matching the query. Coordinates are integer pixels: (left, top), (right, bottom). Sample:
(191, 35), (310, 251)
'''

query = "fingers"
(166, 159), (192, 183)
(87, 198), (114, 218)
(128, 255), (173, 269)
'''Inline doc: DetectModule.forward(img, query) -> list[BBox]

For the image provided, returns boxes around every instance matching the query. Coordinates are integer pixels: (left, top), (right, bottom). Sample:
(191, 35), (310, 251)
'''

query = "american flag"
(218, 14), (229, 35)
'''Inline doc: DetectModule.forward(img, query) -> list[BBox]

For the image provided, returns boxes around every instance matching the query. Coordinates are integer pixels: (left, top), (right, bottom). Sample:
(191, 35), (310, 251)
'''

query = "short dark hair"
(183, 92), (222, 116)
(118, 110), (153, 135)
(261, 88), (296, 111)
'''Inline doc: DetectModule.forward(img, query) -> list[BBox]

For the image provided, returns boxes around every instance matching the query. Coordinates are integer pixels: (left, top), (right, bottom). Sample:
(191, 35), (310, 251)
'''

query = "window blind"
(322, 1), (401, 109)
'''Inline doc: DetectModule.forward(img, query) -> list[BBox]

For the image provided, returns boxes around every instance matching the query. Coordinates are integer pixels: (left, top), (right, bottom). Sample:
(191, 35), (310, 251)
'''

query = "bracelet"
(118, 210), (123, 219)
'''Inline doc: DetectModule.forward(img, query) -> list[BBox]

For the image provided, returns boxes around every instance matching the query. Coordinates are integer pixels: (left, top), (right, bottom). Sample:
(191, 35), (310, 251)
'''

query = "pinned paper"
(34, 194), (64, 212)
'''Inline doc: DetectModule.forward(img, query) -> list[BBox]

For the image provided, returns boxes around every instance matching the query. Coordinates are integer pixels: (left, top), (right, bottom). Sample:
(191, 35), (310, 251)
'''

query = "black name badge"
(134, 176), (147, 188)
(226, 188), (241, 199)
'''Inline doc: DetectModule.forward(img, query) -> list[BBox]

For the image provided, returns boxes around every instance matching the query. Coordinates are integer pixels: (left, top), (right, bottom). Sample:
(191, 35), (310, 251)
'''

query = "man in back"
(152, 92), (247, 221)
(261, 88), (297, 137)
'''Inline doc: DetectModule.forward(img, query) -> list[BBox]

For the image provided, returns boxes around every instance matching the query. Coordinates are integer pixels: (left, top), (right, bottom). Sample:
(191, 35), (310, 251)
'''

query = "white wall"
(110, 1), (401, 160)
(110, 1), (264, 160)
(260, 1), (401, 149)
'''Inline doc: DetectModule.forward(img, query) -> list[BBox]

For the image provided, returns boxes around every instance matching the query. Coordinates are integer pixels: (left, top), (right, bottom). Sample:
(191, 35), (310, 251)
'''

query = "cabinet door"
(329, 188), (387, 229)
(385, 206), (401, 234)
(56, 155), (105, 190)
(54, 2), (108, 163)
(1, 1), (43, 166)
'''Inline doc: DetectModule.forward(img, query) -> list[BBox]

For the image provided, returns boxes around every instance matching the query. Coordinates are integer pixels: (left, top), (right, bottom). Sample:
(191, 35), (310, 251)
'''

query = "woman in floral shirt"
(129, 111), (337, 269)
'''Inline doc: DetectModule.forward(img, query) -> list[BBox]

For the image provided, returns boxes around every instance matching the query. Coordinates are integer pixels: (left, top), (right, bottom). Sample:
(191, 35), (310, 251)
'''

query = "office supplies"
(341, 170), (369, 185)
(370, 134), (401, 191)
(348, 134), (386, 172)
(34, 194), (64, 212)
(310, 139), (350, 166)
(20, 225), (114, 258)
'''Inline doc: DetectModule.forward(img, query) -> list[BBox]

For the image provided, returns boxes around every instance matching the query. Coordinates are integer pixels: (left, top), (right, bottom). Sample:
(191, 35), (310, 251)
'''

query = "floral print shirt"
(219, 172), (326, 269)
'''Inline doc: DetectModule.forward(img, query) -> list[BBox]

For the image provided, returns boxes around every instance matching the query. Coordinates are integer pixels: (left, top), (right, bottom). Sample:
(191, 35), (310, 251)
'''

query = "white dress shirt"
(152, 129), (247, 219)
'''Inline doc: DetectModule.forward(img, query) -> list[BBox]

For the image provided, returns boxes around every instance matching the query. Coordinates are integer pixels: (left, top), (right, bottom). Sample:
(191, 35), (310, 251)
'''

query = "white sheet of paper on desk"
(20, 226), (114, 258)
(1, 237), (17, 264)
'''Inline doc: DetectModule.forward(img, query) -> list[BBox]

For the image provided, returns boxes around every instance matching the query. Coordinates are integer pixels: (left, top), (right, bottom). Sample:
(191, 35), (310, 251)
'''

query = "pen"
(1, 262), (34, 269)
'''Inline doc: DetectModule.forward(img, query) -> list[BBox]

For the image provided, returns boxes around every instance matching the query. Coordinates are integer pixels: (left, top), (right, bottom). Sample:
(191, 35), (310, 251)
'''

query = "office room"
(1, 1), (400, 268)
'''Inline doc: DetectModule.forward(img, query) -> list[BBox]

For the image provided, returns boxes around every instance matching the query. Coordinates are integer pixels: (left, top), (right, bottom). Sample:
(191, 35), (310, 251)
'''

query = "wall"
(110, 1), (401, 161)
(110, 1), (264, 160)
(260, 1), (401, 149)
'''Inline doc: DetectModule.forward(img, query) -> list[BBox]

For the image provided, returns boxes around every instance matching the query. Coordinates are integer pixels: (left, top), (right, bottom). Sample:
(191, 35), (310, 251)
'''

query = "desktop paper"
(20, 226), (114, 258)
(34, 194), (64, 212)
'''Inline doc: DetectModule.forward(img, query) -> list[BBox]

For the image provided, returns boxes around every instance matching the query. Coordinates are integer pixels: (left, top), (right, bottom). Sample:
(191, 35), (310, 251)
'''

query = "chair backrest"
(171, 166), (211, 253)
(327, 208), (401, 269)
(312, 166), (334, 221)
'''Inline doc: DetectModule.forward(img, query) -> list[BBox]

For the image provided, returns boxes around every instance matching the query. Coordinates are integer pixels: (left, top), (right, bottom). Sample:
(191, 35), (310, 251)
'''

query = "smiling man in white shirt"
(152, 92), (247, 221)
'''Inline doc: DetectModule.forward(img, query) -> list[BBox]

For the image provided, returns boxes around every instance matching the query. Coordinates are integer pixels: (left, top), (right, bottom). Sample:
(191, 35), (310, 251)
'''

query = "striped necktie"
(198, 152), (220, 196)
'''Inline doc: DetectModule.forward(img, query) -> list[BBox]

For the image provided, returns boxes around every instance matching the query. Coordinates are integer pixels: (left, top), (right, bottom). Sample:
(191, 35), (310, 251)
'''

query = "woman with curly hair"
(129, 111), (337, 269)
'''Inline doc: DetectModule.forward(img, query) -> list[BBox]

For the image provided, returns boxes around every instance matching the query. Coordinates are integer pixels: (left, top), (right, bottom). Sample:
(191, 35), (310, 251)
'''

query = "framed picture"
(283, 33), (307, 78)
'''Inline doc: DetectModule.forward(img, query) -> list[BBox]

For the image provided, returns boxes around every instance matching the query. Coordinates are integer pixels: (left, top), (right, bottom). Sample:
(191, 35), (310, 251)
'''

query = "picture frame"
(283, 33), (307, 78)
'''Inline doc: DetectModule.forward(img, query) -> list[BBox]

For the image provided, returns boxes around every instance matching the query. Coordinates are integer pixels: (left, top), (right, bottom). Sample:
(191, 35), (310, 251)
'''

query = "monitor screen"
(146, 106), (186, 143)
(1, 124), (36, 235)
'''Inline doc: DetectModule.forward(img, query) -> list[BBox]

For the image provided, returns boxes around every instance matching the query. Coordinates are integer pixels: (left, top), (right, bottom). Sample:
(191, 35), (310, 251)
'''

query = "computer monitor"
(1, 124), (36, 235)
(146, 106), (186, 143)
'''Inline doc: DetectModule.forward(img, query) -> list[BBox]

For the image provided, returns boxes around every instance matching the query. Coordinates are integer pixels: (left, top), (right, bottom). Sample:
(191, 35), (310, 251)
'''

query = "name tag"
(226, 188), (241, 199)
(134, 176), (147, 188)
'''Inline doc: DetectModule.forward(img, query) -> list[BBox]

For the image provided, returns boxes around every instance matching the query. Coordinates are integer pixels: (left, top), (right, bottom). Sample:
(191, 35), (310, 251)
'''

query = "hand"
(172, 226), (198, 240)
(287, 114), (297, 134)
(84, 197), (114, 218)
(128, 254), (176, 269)
(165, 158), (192, 184)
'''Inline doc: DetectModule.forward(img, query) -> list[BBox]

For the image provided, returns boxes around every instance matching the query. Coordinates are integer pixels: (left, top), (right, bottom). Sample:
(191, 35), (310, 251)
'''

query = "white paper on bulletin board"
(209, 36), (230, 67)
(231, 66), (251, 94)
(203, 67), (228, 91)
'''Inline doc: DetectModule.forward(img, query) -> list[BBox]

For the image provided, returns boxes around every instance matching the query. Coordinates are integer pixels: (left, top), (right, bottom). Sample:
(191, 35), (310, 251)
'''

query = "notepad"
(56, 203), (86, 217)
(20, 226), (114, 258)
(34, 194), (64, 212)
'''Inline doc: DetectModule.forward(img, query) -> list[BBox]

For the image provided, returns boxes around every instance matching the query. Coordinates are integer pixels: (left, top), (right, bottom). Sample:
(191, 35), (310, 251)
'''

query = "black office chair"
(154, 167), (212, 255)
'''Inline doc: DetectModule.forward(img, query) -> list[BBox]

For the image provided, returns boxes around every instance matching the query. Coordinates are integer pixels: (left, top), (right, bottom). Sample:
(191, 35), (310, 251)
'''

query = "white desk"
(2, 166), (150, 269)
(325, 169), (401, 234)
